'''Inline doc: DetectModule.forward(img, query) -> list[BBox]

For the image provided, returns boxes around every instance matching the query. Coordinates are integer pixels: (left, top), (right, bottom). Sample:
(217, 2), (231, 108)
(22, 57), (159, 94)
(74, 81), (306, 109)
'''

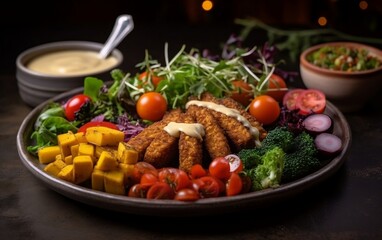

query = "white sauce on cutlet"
(185, 100), (261, 146)
(164, 122), (205, 141)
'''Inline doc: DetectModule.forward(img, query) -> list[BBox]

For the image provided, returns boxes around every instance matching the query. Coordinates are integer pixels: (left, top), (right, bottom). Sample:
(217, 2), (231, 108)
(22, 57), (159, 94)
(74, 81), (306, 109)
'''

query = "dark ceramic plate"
(16, 87), (352, 217)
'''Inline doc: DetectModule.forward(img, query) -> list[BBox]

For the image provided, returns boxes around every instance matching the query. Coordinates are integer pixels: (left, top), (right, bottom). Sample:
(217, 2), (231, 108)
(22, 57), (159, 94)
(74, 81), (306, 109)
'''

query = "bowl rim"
(16, 41), (124, 78)
(300, 41), (382, 75)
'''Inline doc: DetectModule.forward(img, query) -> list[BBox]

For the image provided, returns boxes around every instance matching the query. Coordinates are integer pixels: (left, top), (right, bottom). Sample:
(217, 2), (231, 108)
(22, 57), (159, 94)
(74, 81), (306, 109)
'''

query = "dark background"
(2, 0), (382, 75)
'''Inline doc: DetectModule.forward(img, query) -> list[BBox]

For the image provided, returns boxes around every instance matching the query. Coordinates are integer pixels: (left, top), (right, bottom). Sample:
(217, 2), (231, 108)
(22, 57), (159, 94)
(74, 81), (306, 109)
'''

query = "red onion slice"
(303, 113), (333, 135)
(314, 133), (342, 157)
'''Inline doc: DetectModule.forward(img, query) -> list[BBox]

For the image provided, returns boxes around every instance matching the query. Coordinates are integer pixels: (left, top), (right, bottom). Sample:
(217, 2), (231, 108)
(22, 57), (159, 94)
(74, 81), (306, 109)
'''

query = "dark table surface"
(2, 19), (382, 240)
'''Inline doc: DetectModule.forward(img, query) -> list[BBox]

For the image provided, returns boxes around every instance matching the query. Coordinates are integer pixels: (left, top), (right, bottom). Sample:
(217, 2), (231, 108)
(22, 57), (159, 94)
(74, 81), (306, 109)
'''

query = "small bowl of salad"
(299, 42), (382, 112)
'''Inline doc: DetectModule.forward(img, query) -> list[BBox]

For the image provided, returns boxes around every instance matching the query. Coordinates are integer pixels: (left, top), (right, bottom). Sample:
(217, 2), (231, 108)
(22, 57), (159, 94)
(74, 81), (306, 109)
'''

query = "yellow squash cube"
(57, 131), (78, 158)
(91, 169), (105, 191)
(38, 145), (61, 164)
(94, 151), (118, 171)
(104, 170), (125, 195)
(85, 126), (124, 146)
(73, 155), (94, 184)
(58, 165), (74, 183)
(117, 142), (138, 164)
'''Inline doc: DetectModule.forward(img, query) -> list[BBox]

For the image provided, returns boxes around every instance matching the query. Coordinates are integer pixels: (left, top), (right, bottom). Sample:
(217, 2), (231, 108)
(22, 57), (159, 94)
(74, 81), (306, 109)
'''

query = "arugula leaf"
(84, 77), (104, 101)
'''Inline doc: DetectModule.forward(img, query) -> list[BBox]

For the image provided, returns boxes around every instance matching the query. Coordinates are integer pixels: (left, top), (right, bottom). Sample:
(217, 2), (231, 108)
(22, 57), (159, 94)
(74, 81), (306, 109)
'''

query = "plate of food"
(16, 42), (351, 216)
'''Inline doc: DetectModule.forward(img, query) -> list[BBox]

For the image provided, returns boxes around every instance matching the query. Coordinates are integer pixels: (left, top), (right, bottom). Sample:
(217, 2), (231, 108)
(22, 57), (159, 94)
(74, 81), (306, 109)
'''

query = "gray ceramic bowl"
(16, 41), (124, 107)
(300, 42), (382, 113)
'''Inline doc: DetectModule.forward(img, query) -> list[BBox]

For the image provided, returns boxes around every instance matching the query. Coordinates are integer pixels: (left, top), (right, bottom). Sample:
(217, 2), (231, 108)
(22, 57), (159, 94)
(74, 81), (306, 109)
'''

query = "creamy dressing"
(185, 100), (261, 146)
(26, 50), (118, 76)
(164, 122), (205, 141)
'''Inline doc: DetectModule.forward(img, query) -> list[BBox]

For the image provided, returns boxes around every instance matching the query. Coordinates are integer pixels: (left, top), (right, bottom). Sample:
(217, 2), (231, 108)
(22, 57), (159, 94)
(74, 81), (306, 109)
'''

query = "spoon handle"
(99, 14), (134, 59)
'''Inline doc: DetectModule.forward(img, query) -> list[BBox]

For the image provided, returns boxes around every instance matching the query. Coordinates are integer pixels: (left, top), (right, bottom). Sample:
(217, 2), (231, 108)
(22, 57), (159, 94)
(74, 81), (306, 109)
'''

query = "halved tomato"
(282, 88), (305, 111)
(78, 121), (119, 133)
(296, 89), (326, 115)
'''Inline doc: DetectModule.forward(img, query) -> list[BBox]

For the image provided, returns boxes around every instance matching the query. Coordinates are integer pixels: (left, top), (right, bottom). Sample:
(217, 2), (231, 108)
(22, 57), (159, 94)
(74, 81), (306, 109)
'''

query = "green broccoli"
(261, 126), (294, 153)
(281, 131), (321, 183)
(246, 146), (285, 191)
(237, 148), (263, 170)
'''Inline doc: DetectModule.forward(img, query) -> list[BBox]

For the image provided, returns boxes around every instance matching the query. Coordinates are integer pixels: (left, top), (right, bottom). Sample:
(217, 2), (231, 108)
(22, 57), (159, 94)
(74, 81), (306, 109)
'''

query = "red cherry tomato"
(138, 71), (163, 88)
(226, 172), (243, 196)
(158, 168), (191, 192)
(174, 188), (200, 201)
(208, 157), (231, 180)
(136, 92), (167, 122)
(192, 176), (220, 198)
(64, 94), (91, 121)
(266, 73), (288, 102)
(248, 95), (281, 125)
(190, 164), (207, 179)
(146, 182), (175, 199)
(131, 162), (158, 184)
(224, 154), (243, 173)
(128, 183), (151, 198)
(229, 80), (253, 106)
(239, 173), (252, 194)
(140, 172), (159, 186)
(77, 121), (119, 133)
(296, 89), (326, 115)
(282, 88), (305, 111)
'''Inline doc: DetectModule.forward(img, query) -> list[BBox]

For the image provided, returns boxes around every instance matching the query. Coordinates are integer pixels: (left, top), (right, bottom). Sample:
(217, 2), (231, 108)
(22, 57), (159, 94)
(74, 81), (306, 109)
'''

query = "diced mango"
(75, 132), (88, 143)
(70, 144), (79, 157)
(53, 158), (67, 169)
(104, 170), (125, 195)
(91, 169), (105, 191)
(58, 165), (74, 183)
(95, 145), (117, 158)
(38, 145), (61, 164)
(64, 155), (73, 165)
(117, 142), (138, 164)
(85, 126), (124, 146)
(73, 155), (94, 184)
(94, 151), (118, 171)
(57, 131), (78, 158)
(44, 162), (61, 176)
(78, 143), (94, 158)
(118, 163), (135, 184)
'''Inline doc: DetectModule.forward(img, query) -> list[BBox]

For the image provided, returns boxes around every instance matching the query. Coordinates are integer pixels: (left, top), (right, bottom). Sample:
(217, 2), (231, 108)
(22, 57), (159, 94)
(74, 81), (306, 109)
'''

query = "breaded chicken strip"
(199, 93), (254, 151)
(187, 105), (231, 160)
(220, 97), (267, 141)
(127, 109), (182, 161)
(143, 111), (183, 168)
(178, 112), (204, 173)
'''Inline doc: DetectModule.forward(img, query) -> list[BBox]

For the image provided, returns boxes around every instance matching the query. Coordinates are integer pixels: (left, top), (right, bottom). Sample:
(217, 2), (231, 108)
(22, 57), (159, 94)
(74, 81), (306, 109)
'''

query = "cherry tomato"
(282, 88), (305, 111)
(208, 157), (231, 181)
(174, 188), (200, 201)
(64, 94), (91, 121)
(128, 183), (151, 198)
(248, 95), (281, 125)
(225, 154), (243, 173)
(266, 73), (288, 102)
(138, 71), (163, 88)
(146, 182), (175, 199)
(158, 168), (191, 192)
(136, 92), (167, 122)
(140, 172), (159, 186)
(77, 121), (119, 133)
(229, 80), (253, 106)
(131, 162), (158, 184)
(239, 173), (252, 194)
(296, 89), (326, 115)
(192, 176), (220, 198)
(226, 172), (243, 196)
(190, 164), (207, 179)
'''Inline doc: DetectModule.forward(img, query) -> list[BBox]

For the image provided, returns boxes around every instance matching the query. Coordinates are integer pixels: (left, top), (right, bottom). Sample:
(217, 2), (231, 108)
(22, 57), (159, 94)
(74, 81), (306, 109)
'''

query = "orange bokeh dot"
(318, 16), (327, 26)
(202, 0), (213, 11)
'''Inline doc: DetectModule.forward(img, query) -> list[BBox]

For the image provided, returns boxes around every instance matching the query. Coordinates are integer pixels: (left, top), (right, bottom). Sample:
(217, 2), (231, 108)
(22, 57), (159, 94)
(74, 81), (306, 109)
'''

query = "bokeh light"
(318, 16), (328, 26)
(202, 0), (213, 11)
(359, 1), (368, 10)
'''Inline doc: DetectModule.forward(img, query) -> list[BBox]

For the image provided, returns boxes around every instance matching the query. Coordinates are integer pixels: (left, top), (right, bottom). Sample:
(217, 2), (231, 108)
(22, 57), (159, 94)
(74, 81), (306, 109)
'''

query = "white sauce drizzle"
(164, 122), (205, 141)
(185, 100), (261, 146)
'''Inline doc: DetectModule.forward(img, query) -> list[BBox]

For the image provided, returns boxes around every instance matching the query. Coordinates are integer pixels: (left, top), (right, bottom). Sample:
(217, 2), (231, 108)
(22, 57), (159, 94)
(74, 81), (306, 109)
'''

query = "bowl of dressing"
(16, 41), (123, 107)
(300, 42), (382, 112)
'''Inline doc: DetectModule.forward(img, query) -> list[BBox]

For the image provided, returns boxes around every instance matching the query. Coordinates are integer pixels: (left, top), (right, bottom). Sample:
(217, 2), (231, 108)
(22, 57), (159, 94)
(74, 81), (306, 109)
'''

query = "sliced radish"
(303, 113), (333, 135)
(314, 133), (342, 157)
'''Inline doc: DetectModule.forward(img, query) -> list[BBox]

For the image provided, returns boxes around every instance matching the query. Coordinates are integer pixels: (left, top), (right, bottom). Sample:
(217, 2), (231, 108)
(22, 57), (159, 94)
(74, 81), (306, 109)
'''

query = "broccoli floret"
(261, 126), (294, 152)
(281, 131), (321, 183)
(282, 153), (321, 183)
(246, 146), (285, 191)
(237, 148), (263, 170)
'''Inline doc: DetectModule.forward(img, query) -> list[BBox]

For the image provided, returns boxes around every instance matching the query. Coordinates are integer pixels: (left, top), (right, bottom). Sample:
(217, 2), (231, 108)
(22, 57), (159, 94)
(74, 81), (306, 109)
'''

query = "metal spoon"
(98, 14), (134, 59)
